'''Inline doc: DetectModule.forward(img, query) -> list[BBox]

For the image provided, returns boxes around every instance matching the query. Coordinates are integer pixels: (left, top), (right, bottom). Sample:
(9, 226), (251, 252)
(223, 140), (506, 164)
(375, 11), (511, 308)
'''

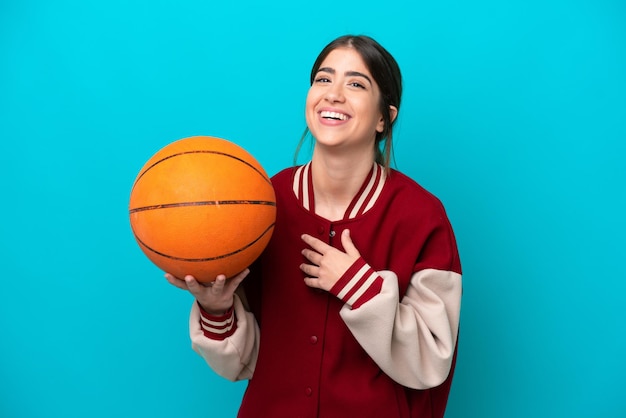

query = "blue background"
(1, 0), (625, 417)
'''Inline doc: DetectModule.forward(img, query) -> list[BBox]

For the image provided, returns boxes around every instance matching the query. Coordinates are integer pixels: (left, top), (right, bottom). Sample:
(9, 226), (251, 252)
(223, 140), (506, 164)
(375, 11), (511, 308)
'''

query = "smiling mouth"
(320, 111), (349, 121)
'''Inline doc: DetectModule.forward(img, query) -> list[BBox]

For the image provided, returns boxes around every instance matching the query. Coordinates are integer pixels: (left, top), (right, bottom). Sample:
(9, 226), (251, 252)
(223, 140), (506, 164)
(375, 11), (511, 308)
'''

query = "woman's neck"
(310, 149), (375, 221)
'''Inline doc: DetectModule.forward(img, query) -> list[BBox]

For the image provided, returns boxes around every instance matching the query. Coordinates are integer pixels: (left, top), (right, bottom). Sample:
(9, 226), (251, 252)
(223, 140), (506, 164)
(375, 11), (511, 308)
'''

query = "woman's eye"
(350, 82), (366, 89)
(315, 77), (331, 83)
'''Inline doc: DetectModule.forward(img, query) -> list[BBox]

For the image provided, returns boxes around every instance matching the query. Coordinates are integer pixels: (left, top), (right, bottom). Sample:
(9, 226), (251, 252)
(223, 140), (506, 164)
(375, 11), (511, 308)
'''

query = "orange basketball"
(129, 136), (276, 282)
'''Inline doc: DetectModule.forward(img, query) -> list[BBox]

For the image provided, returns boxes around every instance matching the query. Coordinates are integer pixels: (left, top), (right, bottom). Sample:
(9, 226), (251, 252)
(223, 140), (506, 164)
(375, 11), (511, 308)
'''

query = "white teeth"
(320, 111), (348, 120)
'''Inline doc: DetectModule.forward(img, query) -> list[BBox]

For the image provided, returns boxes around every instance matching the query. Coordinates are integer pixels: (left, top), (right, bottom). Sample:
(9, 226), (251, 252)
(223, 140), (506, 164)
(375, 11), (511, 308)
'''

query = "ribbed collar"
(292, 162), (386, 221)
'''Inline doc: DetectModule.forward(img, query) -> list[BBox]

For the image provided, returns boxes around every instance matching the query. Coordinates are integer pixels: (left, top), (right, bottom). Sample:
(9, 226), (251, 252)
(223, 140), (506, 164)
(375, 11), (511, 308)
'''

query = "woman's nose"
(325, 84), (344, 103)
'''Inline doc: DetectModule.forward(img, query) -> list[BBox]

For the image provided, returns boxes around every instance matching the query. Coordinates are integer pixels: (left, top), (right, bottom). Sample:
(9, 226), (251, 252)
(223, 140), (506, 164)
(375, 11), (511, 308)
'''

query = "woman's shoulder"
(387, 169), (445, 211)
(270, 166), (298, 189)
(270, 166), (297, 182)
(269, 166), (304, 201)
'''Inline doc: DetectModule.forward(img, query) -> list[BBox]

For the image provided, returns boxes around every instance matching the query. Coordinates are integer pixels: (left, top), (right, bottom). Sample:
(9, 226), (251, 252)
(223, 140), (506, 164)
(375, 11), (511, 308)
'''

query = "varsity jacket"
(189, 162), (463, 418)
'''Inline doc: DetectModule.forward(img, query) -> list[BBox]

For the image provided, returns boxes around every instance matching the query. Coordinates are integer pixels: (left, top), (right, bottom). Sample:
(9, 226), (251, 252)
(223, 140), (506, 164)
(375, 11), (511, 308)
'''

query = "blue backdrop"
(1, 1), (625, 417)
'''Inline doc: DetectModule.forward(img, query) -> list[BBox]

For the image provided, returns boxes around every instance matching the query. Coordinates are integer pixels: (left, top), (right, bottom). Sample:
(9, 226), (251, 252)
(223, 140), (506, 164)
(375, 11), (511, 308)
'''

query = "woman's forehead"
(318, 47), (371, 75)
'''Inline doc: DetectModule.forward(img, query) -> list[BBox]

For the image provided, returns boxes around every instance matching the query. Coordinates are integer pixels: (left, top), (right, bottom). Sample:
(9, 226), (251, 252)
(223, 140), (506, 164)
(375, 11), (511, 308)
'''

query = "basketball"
(129, 136), (276, 282)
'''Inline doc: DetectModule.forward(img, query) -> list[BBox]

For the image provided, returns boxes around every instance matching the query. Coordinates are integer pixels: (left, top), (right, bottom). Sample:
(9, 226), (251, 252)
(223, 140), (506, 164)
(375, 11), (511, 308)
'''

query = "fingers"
(183, 275), (203, 297)
(185, 274), (224, 298)
(165, 273), (189, 290)
(230, 268), (250, 288)
(302, 230), (359, 256)
(340, 229), (360, 257)
(303, 277), (321, 289)
(301, 248), (322, 266)
(300, 229), (362, 292)
(202, 269), (249, 292)
(300, 262), (318, 278)
(165, 270), (250, 316)
(208, 275), (227, 293)
(300, 234), (331, 271)
(183, 269), (250, 295)
(301, 233), (330, 254)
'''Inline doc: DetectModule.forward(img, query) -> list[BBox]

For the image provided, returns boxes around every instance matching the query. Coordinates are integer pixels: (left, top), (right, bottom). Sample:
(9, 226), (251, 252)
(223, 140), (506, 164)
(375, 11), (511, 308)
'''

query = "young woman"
(166, 35), (462, 418)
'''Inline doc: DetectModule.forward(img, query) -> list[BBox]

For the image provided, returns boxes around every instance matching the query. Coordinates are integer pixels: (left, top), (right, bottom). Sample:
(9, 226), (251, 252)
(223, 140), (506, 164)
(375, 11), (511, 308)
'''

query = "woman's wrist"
(197, 301), (232, 317)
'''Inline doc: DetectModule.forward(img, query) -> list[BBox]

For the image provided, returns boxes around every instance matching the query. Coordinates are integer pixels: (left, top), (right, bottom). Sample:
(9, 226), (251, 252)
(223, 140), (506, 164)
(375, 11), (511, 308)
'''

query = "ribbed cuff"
(329, 258), (383, 309)
(197, 302), (237, 340)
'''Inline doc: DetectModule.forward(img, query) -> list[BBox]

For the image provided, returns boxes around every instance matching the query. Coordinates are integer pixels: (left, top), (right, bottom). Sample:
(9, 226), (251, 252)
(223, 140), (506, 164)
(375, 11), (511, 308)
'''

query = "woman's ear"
(389, 105), (398, 124)
(376, 105), (399, 133)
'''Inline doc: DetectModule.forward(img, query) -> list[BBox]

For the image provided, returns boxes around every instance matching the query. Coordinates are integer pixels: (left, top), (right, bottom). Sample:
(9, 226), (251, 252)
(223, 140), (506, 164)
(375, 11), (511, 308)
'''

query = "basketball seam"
(132, 223), (276, 262)
(129, 200), (276, 213)
(130, 150), (272, 193)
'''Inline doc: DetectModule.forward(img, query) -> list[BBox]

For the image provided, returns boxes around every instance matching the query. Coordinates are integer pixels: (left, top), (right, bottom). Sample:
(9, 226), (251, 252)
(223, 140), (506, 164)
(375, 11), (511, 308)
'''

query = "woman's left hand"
(300, 229), (361, 291)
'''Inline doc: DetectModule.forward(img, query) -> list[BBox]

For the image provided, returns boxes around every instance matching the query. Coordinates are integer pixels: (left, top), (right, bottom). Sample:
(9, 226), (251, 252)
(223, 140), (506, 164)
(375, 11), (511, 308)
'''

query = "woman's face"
(305, 47), (385, 155)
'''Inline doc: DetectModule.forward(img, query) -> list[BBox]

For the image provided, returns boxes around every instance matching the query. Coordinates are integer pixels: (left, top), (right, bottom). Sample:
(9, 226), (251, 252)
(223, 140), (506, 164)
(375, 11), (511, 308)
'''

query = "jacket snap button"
(305, 387), (313, 396)
(309, 336), (318, 344)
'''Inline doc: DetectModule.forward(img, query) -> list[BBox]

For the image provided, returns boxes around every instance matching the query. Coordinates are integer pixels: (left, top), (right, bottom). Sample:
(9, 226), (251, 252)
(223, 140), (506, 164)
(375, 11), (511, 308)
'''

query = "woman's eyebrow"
(317, 67), (373, 86)
(345, 71), (372, 86)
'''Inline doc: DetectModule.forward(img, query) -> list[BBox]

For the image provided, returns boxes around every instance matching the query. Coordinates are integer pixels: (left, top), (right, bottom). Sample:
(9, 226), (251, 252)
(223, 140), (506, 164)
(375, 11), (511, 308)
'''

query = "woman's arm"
(165, 270), (260, 381)
(339, 266), (462, 389)
(189, 292), (260, 381)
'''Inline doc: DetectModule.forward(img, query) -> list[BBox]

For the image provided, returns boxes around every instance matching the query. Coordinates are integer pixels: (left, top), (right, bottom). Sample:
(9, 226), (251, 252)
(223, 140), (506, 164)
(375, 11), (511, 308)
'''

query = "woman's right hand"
(165, 269), (250, 315)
